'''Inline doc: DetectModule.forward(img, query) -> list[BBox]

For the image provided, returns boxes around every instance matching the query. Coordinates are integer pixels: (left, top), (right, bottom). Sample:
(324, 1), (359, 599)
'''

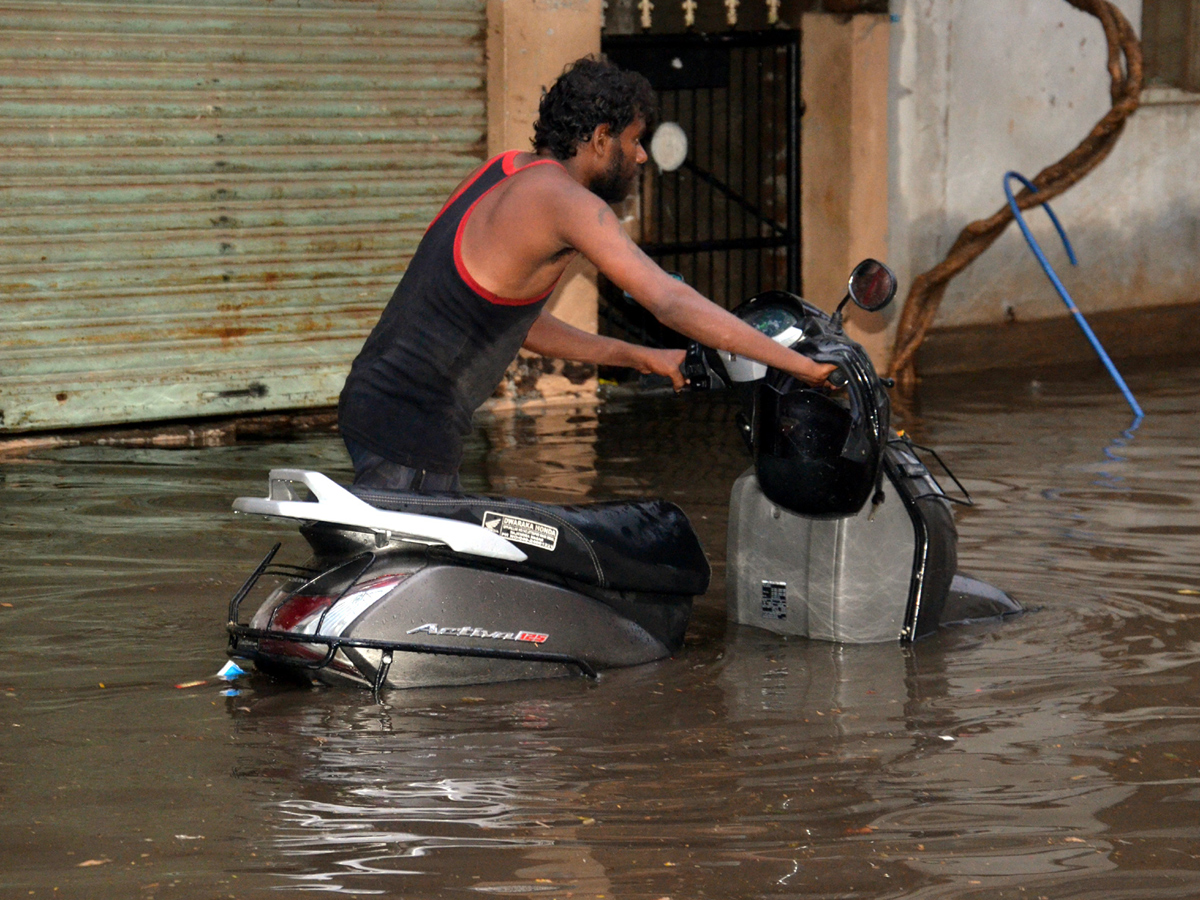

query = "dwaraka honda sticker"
(482, 511), (559, 551)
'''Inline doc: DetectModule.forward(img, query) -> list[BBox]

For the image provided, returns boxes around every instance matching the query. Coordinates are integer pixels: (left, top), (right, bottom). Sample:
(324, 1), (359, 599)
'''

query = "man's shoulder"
(516, 157), (606, 208)
(499, 155), (598, 214)
(506, 152), (571, 186)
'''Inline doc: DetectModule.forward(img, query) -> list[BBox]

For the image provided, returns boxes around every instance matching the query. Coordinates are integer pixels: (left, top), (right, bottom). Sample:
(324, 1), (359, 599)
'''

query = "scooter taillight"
(256, 591), (337, 664)
(241, 569), (410, 673)
(270, 592), (334, 633)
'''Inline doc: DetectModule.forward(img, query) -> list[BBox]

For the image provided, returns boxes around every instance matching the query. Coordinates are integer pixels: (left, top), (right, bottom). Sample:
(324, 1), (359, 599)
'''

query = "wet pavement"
(2, 359), (1198, 899)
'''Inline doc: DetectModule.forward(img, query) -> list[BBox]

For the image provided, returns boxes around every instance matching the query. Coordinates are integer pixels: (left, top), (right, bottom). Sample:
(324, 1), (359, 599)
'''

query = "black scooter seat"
(351, 487), (711, 597)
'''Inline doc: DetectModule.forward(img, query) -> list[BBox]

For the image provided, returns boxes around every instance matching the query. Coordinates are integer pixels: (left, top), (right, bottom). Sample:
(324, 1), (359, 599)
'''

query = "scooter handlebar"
(680, 341), (728, 391)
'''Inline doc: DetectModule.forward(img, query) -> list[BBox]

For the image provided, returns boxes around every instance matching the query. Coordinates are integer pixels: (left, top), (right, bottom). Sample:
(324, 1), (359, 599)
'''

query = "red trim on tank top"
(453, 155), (566, 307)
(427, 151), (520, 232)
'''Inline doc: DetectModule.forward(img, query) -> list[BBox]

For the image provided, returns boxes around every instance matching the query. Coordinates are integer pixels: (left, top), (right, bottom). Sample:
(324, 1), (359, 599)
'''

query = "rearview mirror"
(847, 259), (897, 312)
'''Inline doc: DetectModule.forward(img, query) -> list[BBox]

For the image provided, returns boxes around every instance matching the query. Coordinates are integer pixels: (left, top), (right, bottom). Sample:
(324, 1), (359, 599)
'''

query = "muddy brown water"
(2, 361), (1198, 899)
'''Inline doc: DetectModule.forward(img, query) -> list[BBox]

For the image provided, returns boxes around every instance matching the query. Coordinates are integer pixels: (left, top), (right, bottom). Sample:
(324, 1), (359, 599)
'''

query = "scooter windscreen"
(735, 291), (891, 518)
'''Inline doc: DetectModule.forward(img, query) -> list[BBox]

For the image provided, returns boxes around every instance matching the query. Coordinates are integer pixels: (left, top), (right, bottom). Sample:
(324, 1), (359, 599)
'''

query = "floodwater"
(2, 359), (1199, 899)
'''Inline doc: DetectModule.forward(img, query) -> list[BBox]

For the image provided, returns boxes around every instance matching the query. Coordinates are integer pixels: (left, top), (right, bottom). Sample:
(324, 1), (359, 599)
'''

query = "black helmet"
(738, 292), (891, 518)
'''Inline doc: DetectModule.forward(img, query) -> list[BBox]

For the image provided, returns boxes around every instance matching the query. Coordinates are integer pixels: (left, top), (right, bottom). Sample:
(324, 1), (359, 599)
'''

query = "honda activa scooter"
(225, 259), (1017, 691)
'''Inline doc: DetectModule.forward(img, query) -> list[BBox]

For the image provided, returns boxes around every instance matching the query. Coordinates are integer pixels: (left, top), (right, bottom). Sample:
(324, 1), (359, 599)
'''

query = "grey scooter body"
(227, 471), (708, 690)
(727, 444), (1014, 643)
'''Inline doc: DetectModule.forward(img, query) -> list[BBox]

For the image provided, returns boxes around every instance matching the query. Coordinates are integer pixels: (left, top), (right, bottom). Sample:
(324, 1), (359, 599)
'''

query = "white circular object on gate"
(650, 121), (688, 173)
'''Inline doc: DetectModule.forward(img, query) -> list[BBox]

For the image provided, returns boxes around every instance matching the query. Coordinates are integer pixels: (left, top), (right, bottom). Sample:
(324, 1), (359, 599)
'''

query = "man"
(338, 56), (835, 492)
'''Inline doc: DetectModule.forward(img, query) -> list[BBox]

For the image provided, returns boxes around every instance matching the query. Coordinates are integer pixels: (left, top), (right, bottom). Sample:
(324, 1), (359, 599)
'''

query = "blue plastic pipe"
(1003, 171), (1144, 423)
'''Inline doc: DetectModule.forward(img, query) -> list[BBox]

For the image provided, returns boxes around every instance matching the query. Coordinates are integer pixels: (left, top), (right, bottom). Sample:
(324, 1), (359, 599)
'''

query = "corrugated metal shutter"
(0, 0), (486, 433)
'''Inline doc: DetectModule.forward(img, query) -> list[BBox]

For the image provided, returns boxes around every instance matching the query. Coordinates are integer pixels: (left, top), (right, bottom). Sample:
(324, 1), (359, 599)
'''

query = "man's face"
(589, 118), (648, 204)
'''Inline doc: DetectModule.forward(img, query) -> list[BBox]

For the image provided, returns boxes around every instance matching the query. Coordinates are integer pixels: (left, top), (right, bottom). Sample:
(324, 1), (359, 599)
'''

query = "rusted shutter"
(0, 0), (486, 433)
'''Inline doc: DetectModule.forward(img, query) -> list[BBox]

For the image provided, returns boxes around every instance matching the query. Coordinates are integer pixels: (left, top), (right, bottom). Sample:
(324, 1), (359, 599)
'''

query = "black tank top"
(338, 151), (563, 473)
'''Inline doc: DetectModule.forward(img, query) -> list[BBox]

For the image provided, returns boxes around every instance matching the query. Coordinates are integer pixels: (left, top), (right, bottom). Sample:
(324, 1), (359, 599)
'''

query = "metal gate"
(602, 30), (801, 343)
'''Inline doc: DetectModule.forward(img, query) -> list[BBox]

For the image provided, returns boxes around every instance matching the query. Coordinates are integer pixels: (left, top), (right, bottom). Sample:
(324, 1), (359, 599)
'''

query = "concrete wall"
(801, 13), (893, 365)
(487, 0), (603, 159)
(486, 0), (604, 405)
(889, 0), (1200, 357)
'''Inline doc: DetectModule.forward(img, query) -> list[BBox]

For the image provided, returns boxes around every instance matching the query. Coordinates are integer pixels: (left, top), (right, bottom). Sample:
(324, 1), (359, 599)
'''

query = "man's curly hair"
(533, 57), (657, 160)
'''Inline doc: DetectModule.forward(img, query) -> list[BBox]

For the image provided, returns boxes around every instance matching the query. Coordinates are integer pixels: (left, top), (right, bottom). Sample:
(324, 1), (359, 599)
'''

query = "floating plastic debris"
(215, 661), (247, 681)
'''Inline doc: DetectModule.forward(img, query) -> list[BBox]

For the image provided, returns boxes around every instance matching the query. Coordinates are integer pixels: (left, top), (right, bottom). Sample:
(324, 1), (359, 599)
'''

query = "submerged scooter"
(226, 474), (711, 690)
(685, 259), (1019, 643)
(226, 259), (1016, 690)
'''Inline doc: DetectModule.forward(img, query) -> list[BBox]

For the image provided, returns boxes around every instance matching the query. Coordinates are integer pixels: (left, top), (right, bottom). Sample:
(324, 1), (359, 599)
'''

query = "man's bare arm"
(523, 310), (687, 390)
(553, 188), (837, 386)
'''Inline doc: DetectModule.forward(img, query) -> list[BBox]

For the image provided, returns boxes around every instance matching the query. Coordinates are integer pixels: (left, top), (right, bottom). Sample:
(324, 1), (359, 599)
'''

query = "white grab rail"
(232, 469), (528, 563)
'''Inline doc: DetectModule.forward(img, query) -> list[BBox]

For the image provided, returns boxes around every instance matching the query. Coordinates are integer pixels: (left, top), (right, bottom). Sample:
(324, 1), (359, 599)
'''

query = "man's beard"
(589, 146), (637, 204)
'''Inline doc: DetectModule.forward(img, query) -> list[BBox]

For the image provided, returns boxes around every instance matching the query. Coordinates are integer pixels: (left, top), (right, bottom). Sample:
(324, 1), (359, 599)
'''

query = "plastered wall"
(486, 0), (604, 404)
(801, 13), (893, 366)
(889, 0), (1200, 337)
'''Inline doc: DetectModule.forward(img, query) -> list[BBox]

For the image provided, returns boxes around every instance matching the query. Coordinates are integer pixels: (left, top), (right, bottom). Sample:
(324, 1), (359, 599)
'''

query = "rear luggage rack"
(226, 544), (599, 694)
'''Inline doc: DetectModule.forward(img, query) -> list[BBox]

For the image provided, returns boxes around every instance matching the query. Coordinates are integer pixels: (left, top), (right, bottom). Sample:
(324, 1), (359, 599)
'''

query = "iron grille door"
(604, 30), (801, 317)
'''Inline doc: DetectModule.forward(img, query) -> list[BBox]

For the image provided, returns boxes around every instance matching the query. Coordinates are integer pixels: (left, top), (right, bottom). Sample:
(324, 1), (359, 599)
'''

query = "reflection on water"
(1, 360), (1199, 898)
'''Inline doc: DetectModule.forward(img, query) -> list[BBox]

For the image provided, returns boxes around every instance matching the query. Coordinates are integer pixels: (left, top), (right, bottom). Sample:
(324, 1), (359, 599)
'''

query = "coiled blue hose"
(1003, 171), (1144, 423)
